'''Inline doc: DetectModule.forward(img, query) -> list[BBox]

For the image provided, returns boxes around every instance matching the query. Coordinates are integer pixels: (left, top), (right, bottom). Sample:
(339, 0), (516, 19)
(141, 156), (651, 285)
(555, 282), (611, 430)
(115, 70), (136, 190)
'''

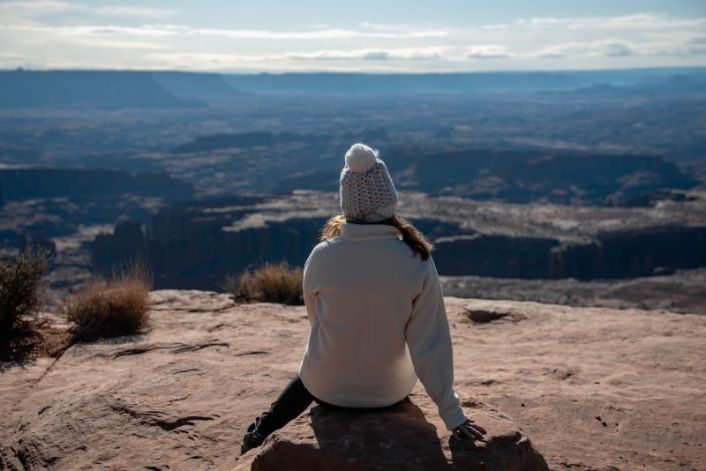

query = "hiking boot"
(240, 418), (266, 455)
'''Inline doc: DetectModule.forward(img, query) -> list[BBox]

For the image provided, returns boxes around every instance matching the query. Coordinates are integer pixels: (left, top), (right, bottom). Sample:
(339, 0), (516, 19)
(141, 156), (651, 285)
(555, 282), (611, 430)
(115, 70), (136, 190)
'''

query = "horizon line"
(2, 65), (706, 76)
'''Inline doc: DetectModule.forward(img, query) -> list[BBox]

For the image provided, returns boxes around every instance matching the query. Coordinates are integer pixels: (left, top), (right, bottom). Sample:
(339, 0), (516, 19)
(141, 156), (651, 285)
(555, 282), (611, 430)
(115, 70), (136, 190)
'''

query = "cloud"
(284, 48), (444, 61)
(0, 23), (175, 37)
(467, 45), (512, 60)
(481, 23), (509, 31)
(535, 48), (566, 59)
(534, 41), (632, 59)
(181, 26), (446, 40)
(683, 37), (706, 56)
(91, 6), (177, 20)
(601, 42), (634, 57)
(515, 17), (569, 27)
(514, 12), (706, 31)
(0, 0), (176, 20)
(1, 8), (705, 72)
(515, 12), (706, 61)
(0, 0), (76, 14)
(533, 37), (706, 60)
(0, 22), (447, 40)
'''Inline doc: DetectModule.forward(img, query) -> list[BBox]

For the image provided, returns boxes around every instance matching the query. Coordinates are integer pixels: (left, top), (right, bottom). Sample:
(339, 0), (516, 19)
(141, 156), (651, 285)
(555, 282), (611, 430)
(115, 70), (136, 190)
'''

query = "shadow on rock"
(244, 395), (547, 470)
(309, 398), (450, 470)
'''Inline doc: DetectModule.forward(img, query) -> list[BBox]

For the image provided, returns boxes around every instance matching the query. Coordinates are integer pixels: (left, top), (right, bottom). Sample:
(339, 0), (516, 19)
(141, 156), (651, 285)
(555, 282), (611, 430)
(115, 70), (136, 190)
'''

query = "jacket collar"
(341, 223), (402, 241)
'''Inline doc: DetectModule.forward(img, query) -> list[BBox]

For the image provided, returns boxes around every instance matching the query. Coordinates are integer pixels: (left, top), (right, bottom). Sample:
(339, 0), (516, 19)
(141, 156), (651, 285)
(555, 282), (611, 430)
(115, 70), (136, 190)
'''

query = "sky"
(1, 0), (705, 73)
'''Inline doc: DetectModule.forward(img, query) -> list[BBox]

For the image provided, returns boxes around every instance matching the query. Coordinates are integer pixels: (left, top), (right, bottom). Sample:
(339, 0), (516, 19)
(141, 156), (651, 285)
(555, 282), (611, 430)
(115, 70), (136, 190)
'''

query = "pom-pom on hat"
(340, 143), (398, 223)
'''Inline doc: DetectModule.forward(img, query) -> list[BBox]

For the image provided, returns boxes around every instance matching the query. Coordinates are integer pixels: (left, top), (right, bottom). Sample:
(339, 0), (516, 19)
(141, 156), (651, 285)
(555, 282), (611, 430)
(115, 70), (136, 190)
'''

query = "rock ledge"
(237, 393), (548, 471)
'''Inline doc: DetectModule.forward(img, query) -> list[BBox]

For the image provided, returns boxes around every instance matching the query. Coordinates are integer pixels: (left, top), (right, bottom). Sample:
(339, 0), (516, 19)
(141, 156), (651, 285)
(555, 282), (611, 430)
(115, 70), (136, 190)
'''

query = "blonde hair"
(320, 215), (433, 260)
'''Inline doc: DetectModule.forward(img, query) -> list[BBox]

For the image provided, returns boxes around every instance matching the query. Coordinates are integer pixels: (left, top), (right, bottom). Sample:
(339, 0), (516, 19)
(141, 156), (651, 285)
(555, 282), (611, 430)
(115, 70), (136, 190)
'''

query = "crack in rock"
(154, 416), (215, 431)
(108, 401), (214, 432)
(109, 342), (229, 359)
(234, 350), (269, 357)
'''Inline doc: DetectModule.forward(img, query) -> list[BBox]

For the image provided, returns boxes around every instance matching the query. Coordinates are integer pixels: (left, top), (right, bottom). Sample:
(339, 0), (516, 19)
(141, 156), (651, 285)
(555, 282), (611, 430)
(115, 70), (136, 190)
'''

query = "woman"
(240, 143), (486, 454)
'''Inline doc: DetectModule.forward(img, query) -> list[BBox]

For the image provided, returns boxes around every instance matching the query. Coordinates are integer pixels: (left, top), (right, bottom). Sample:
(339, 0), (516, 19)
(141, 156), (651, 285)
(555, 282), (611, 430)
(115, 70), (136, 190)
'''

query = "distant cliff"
(390, 149), (698, 205)
(152, 71), (241, 99)
(224, 68), (706, 95)
(91, 192), (706, 288)
(0, 70), (248, 108)
(93, 217), (331, 289)
(0, 70), (192, 108)
(276, 148), (698, 206)
(433, 226), (706, 280)
(0, 167), (193, 201)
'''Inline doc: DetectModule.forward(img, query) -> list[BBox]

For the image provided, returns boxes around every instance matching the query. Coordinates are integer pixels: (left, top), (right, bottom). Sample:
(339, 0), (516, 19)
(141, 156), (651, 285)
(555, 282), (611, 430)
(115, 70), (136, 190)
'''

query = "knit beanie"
(339, 143), (398, 223)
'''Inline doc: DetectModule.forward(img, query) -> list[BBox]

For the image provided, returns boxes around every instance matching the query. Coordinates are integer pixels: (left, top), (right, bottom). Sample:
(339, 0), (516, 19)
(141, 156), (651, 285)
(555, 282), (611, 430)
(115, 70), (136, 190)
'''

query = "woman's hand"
(451, 418), (487, 441)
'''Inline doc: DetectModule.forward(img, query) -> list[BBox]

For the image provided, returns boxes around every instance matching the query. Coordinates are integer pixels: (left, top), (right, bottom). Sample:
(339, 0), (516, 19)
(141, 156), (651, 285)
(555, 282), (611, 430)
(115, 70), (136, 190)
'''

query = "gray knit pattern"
(340, 160), (398, 223)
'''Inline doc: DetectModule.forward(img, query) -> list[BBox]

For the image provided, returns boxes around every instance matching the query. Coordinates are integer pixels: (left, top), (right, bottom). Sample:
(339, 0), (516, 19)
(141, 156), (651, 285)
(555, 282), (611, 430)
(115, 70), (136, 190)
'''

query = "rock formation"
(151, 72), (241, 100)
(237, 396), (548, 470)
(0, 168), (193, 202)
(1, 293), (704, 470)
(390, 148), (697, 204)
(90, 191), (706, 288)
(91, 220), (147, 273)
(435, 226), (706, 280)
(0, 179), (5, 210)
(274, 147), (698, 205)
(0, 70), (192, 108)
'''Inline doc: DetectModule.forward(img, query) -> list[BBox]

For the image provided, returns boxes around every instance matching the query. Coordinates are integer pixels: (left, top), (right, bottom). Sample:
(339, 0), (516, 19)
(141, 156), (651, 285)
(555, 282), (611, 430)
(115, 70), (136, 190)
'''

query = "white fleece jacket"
(298, 222), (467, 430)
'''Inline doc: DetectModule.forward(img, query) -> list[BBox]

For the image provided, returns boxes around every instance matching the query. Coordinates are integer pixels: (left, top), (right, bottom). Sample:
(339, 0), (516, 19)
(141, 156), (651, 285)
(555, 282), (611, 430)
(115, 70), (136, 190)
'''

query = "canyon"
(90, 190), (706, 290)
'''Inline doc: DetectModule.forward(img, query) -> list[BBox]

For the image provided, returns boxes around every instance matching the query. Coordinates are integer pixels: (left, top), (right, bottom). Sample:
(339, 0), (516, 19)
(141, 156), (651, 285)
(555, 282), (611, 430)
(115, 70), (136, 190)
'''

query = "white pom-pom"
(345, 143), (378, 173)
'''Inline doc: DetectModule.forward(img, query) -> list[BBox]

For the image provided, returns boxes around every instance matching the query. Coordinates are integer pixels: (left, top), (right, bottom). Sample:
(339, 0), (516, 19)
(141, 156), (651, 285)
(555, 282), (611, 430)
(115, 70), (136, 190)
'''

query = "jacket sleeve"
(302, 246), (319, 319)
(404, 256), (467, 430)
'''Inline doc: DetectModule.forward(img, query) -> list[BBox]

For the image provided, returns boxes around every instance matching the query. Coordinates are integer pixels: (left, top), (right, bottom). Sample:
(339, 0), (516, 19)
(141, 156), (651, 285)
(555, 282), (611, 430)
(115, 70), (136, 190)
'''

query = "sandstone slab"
(237, 394), (547, 470)
(0, 291), (704, 470)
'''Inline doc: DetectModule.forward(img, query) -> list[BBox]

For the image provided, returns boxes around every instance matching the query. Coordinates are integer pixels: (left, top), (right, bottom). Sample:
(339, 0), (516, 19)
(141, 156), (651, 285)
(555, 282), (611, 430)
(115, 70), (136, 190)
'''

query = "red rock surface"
(236, 396), (547, 470)
(0, 291), (704, 470)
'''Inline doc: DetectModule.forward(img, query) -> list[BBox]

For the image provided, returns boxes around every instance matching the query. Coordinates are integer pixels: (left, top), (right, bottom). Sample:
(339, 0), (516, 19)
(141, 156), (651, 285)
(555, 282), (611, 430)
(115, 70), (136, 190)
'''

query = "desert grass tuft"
(0, 249), (49, 331)
(226, 262), (303, 305)
(65, 261), (151, 341)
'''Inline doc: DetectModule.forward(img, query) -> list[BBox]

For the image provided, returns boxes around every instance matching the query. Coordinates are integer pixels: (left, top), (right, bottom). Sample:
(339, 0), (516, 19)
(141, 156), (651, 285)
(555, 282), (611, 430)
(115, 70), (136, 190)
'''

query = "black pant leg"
(254, 376), (314, 437)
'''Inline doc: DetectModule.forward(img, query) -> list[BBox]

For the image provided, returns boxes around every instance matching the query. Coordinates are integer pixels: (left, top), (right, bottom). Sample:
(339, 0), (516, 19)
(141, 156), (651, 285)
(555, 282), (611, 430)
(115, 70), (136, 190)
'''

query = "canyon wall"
(394, 149), (698, 205)
(434, 226), (706, 280)
(0, 168), (193, 201)
(91, 198), (706, 289)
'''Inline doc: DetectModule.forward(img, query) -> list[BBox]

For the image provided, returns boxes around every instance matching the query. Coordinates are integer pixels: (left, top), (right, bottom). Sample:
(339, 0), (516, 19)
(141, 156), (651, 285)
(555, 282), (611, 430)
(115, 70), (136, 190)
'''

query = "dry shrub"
(66, 262), (151, 340)
(226, 262), (303, 305)
(0, 250), (49, 331)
